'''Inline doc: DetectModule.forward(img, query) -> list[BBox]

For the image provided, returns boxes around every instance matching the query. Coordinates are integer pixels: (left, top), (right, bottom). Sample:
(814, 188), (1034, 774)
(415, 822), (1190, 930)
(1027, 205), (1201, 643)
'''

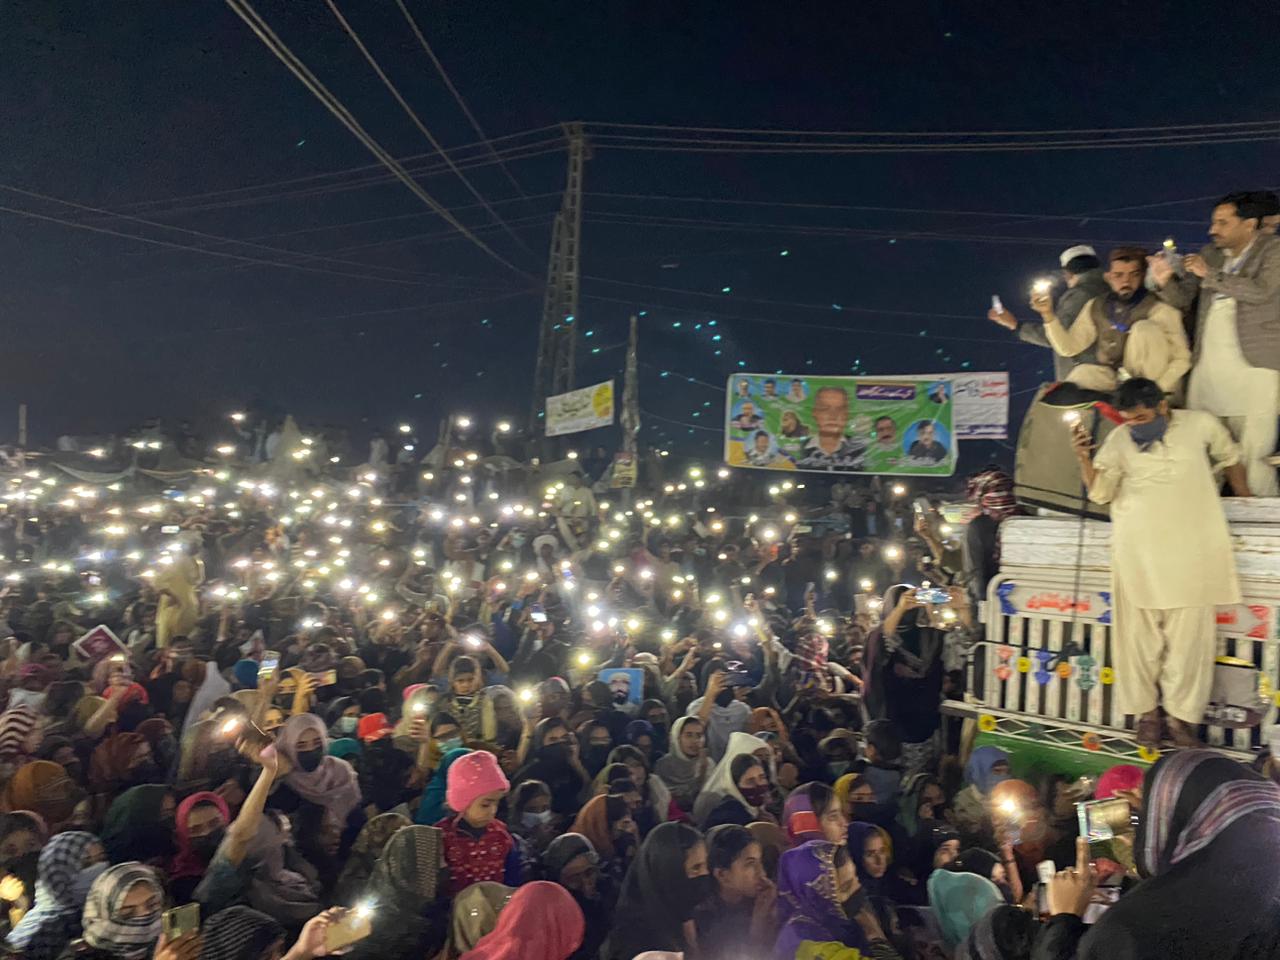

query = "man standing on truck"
(1070, 378), (1251, 749)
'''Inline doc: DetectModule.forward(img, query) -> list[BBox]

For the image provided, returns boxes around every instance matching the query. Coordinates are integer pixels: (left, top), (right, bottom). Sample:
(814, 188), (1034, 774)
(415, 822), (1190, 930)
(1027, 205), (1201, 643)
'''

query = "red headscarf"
(459, 881), (584, 960)
(170, 791), (229, 881)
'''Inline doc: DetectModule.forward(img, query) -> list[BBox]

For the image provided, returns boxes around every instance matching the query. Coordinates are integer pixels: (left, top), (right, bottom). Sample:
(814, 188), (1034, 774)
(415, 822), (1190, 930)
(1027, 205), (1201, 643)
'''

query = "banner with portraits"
(723, 373), (956, 476)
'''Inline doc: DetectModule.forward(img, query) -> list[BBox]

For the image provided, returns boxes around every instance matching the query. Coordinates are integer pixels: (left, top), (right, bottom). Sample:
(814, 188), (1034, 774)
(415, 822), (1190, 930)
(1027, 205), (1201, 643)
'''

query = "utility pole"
(529, 123), (589, 445)
(619, 314), (640, 507)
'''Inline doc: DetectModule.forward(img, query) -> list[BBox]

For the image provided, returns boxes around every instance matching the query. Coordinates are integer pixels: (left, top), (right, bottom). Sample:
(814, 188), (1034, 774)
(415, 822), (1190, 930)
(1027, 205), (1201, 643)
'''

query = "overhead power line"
(585, 128), (1280, 155)
(583, 212), (1154, 248)
(586, 192), (1206, 226)
(112, 126), (561, 214)
(224, 0), (531, 278)
(113, 140), (566, 222)
(392, 0), (529, 199)
(0, 199), (438, 285)
(0, 183), (438, 285)
(323, 0), (533, 255)
(585, 117), (1280, 138)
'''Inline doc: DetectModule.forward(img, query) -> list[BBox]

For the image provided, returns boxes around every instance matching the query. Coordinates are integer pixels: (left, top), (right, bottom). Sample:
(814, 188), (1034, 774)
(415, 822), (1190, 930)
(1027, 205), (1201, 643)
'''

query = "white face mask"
(521, 810), (552, 829)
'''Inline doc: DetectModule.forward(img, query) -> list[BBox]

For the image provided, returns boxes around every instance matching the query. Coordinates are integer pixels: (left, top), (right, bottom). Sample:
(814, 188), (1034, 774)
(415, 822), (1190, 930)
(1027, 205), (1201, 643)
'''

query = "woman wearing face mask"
(99, 786), (175, 866)
(692, 731), (769, 826)
(898, 773), (948, 842)
(543, 833), (614, 960)
(694, 824), (778, 960)
(604, 745), (674, 833)
(576, 722), (614, 779)
(702, 755), (773, 830)
(569, 795), (637, 887)
(511, 719), (588, 817)
(654, 717), (709, 815)
(774, 840), (897, 960)
(507, 781), (555, 876)
(783, 782), (849, 847)
(952, 746), (1011, 850)
(169, 792), (229, 904)
(324, 698), (360, 740)
(59, 863), (162, 960)
(638, 700), (670, 756)
(272, 714), (362, 832)
(605, 821), (711, 960)
(6, 831), (106, 960)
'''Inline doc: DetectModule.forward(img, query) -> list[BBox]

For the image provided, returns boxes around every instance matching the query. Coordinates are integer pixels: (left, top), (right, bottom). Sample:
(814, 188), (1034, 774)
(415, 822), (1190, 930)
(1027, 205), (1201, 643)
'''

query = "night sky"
(3, 0), (1279, 468)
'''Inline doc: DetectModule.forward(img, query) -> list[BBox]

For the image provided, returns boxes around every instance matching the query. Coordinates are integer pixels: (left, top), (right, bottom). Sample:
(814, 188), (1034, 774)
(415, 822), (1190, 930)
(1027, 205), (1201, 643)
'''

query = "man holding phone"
(1071, 378), (1250, 748)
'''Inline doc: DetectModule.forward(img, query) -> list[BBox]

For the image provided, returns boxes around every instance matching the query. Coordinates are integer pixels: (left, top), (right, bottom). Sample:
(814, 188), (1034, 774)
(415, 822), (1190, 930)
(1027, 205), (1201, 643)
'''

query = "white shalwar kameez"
(1088, 410), (1242, 724)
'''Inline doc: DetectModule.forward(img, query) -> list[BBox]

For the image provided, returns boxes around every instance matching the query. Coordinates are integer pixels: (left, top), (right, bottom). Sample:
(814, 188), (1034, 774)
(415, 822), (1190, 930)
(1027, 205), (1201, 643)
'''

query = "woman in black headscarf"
(605, 821), (713, 960)
(1034, 749), (1280, 960)
(511, 719), (588, 817)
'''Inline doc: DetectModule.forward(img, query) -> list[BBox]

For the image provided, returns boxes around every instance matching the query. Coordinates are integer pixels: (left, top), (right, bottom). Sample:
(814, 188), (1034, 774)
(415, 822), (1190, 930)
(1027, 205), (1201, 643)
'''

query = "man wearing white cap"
(988, 245), (1108, 381)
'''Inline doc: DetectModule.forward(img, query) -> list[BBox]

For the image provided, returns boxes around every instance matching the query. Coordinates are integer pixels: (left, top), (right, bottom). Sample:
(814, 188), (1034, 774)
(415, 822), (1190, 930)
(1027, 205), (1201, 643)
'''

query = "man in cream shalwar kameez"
(1075, 379), (1251, 748)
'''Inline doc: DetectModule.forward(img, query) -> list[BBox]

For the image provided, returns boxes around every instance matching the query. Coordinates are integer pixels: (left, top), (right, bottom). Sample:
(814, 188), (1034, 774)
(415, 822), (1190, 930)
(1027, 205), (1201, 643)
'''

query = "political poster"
(723, 374), (956, 476)
(951, 372), (1010, 439)
(73, 624), (127, 662)
(545, 380), (615, 437)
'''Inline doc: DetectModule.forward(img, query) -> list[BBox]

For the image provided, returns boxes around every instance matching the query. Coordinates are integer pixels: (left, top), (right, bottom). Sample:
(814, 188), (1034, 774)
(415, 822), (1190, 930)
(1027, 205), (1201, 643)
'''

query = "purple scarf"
(774, 840), (867, 960)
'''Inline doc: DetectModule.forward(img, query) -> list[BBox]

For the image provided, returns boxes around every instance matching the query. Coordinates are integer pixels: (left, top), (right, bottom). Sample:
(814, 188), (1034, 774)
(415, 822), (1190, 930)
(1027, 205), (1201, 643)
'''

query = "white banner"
(951, 372), (1009, 439)
(545, 380), (615, 437)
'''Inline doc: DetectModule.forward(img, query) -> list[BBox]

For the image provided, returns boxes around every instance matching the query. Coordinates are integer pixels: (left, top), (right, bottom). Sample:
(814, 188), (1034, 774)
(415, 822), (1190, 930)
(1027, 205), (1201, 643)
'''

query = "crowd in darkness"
(0, 374), (1273, 960)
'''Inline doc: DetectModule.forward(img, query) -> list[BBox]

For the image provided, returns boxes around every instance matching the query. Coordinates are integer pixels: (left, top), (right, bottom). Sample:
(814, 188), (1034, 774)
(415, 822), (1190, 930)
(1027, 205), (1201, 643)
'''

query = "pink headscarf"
(459, 881), (584, 960)
(171, 791), (230, 881)
(275, 713), (361, 824)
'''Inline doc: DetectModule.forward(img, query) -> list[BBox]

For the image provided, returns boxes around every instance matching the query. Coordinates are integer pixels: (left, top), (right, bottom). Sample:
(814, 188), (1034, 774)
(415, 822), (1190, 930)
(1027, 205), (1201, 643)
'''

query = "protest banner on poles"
(545, 380), (615, 437)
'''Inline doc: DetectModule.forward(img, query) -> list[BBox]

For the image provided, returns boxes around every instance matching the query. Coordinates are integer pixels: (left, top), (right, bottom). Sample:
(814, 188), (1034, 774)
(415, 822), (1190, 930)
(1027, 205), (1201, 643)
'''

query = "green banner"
(724, 373), (956, 476)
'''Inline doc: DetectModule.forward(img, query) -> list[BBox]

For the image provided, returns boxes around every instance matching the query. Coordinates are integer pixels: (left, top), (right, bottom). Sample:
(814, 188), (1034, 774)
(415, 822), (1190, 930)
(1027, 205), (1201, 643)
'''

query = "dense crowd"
(0, 398), (1273, 960)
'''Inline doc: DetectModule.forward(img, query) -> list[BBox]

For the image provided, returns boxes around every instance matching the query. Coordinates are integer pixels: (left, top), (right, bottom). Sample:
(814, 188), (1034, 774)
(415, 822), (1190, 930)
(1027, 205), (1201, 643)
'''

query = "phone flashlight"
(1033, 278), (1053, 295)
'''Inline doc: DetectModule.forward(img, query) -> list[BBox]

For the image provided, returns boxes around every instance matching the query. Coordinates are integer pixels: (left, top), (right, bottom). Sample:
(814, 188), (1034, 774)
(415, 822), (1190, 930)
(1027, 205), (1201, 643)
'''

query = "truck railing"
(957, 568), (1280, 762)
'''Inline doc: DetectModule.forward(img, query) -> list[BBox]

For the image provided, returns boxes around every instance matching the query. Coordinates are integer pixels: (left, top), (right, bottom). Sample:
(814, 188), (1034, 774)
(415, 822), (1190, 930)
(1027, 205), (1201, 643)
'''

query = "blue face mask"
(437, 737), (463, 754)
(337, 716), (358, 734)
(1129, 414), (1168, 451)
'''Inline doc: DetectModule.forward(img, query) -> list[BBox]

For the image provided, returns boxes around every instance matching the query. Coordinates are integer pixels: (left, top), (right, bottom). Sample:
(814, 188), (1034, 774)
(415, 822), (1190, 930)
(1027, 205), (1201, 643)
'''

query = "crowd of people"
(6, 186), (1280, 959)
(0, 399), (1271, 960)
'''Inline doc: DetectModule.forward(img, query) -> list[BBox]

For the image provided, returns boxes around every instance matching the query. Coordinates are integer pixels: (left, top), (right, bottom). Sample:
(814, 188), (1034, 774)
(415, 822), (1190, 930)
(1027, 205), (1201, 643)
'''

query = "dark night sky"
(3, 0), (1279, 466)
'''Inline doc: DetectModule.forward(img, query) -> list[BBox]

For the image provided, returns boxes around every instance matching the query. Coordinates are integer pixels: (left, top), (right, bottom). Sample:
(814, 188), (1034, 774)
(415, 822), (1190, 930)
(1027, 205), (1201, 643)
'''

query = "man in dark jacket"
(988, 245), (1110, 381)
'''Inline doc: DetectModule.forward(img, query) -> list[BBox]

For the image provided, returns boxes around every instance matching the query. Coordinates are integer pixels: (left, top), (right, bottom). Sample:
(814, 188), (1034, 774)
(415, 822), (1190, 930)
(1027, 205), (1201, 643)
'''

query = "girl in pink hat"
(436, 749), (520, 895)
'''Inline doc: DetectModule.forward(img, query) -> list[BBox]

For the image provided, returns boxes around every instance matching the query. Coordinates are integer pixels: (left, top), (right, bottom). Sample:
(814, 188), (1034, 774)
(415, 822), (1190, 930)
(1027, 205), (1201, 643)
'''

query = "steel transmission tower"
(530, 124), (589, 434)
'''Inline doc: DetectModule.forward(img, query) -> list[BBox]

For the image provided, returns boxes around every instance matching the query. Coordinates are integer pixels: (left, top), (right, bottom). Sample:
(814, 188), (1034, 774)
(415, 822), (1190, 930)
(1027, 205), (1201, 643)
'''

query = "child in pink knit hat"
(437, 749), (519, 895)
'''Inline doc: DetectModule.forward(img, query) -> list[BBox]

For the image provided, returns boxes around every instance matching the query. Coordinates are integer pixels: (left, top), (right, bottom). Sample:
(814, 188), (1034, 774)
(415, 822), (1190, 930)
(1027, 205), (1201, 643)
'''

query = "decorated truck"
(952, 499), (1280, 773)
